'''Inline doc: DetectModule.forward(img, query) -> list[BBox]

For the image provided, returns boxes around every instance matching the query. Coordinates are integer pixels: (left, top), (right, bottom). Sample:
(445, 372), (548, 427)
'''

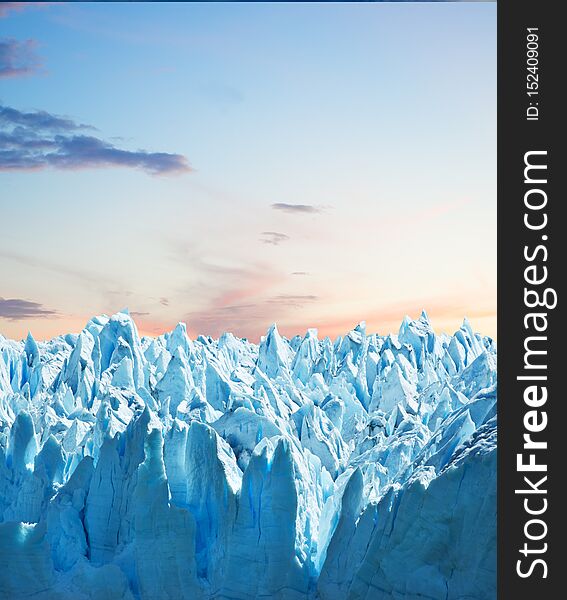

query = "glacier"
(0, 311), (496, 599)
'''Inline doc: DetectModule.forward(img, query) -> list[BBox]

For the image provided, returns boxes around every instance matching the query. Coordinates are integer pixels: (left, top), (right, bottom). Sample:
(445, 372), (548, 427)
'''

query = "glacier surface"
(0, 311), (496, 599)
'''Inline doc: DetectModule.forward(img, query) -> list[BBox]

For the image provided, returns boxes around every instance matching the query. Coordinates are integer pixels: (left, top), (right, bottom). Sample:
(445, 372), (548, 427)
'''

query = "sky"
(0, 1), (496, 342)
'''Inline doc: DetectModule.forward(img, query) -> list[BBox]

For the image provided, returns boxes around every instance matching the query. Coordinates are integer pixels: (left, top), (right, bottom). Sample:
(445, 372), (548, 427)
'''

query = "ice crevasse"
(0, 310), (496, 599)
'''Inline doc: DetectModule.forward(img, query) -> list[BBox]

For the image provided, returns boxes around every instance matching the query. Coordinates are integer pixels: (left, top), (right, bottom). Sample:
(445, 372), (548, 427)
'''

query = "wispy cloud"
(159, 240), (321, 339)
(0, 3), (55, 19)
(0, 247), (137, 319)
(174, 256), (284, 337)
(0, 247), (119, 290)
(260, 231), (289, 245)
(0, 104), (192, 175)
(199, 81), (244, 108)
(379, 198), (473, 231)
(0, 38), (41, 78)
(203, 263), (281, 308)
(0, 297), (58, 320)
(0, 2), (31, 19)
(271, 203), (323, 214)
(291, 271), (310, 276)
(267, 294), (318, 308)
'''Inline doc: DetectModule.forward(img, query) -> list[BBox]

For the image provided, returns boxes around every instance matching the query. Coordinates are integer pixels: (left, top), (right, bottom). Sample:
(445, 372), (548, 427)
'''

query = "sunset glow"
(0, 2), (496, 341)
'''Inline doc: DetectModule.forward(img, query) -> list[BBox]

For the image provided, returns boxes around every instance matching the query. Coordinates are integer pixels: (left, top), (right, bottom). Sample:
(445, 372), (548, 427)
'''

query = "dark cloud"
(129, 311), (150, 317)
(271, 203), (322, 214)
(0, 104), (192, 175)
(260, 231), (289, 245)
(0, 105), (91, 131)
(0, 38), (41, 78)
(0, 297), (58, 320)
(159, 297), (169, 306)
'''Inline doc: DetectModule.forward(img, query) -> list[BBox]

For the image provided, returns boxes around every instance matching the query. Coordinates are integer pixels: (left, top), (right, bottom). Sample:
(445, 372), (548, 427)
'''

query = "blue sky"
(0, 1), (496, 341)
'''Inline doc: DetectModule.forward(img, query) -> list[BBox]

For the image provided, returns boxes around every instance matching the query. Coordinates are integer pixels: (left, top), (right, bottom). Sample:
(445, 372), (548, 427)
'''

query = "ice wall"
(0, 311), (496, 599)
